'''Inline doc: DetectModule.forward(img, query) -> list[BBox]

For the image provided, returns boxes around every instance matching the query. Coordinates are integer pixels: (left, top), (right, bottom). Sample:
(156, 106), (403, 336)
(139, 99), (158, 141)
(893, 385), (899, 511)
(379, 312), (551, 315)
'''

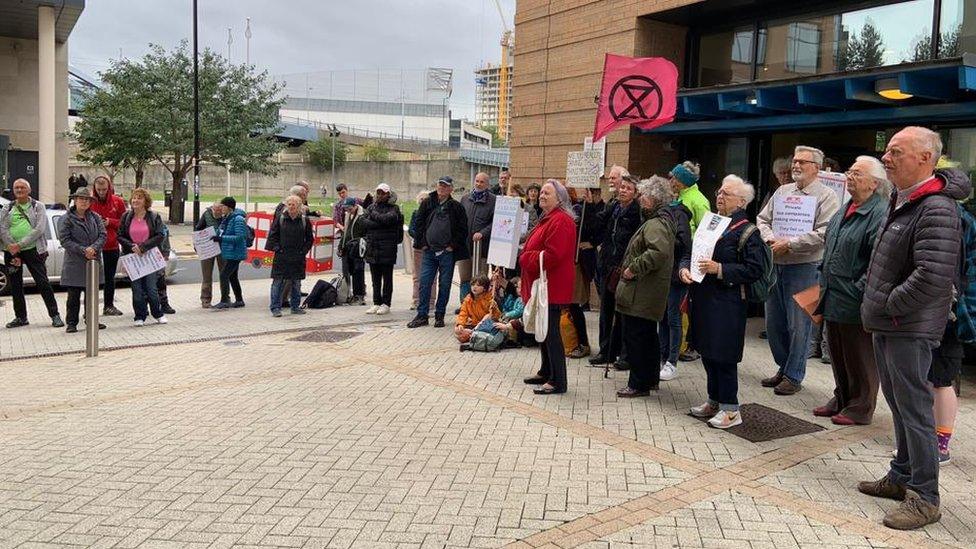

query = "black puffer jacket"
(659, 202), (693, 284)
(861, 168), (970, 339)
(362, 199), (404, 265)
(595, 199), (642, 284)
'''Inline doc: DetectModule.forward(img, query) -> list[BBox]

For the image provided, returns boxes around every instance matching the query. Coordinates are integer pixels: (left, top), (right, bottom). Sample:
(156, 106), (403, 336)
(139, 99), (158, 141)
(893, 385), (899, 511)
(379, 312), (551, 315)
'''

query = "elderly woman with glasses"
(614, 177), (676, 398)
(813, 156), (890, 425)
(679, 175), (765, 429)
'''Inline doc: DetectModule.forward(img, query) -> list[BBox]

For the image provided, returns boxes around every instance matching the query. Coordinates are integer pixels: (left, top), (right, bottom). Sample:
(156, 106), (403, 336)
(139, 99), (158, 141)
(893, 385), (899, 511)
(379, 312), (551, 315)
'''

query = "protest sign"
(583, 137), (607, 177)
(818, 171), (850, 205)
(192, 226), (221, 261)
(566, 150), (603, 189)
(772, 194), (817, 238)
(120, 247), (167, 281)
(487, 196), (524, 269)
(690, 212), (732, 283)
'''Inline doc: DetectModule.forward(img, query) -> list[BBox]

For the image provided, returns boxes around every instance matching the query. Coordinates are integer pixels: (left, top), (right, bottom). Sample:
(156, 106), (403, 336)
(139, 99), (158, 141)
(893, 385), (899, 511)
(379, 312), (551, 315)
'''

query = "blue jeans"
(417, 249), (455, 318)
(131, 270), (162, 321)
(270, 278), (301, 312)
(659, 283), (686, 365)
(765, 262), (819, 384)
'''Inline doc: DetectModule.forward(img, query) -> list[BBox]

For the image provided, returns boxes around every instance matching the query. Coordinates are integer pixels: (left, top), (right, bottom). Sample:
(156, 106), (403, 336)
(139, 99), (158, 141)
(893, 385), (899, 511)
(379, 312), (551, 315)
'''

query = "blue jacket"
(218, 208), (249, 261)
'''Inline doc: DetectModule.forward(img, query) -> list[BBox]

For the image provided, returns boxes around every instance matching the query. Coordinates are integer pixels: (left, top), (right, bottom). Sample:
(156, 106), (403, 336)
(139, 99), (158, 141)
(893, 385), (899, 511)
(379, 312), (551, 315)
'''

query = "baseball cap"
(376, 183), (391, 193)
(437, 176), (454, 186)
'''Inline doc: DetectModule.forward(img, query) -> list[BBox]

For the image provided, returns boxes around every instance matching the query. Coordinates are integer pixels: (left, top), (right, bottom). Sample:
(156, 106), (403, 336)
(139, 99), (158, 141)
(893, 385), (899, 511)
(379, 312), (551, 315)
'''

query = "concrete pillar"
(37, 5), (56, 204)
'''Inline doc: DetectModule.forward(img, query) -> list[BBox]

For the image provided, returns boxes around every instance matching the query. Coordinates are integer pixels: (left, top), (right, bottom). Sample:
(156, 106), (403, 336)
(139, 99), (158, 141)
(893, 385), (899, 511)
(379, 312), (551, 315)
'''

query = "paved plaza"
(0, 272), (973, 548)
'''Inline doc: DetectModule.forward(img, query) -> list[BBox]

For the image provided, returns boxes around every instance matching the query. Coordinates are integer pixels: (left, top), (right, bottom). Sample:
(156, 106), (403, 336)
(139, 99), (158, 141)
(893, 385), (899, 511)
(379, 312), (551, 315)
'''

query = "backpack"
(332, 274), (352, 305)
(244, 223), (256, 247)
(954, 204), (976, 343)
(737, 223), (777, 303)
(301, 279), (338, 309)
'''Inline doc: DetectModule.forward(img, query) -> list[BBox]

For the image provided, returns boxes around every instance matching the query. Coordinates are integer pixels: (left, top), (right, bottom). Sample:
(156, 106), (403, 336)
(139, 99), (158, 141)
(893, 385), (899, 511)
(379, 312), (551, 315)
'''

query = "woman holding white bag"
(520, 179), (578, 395)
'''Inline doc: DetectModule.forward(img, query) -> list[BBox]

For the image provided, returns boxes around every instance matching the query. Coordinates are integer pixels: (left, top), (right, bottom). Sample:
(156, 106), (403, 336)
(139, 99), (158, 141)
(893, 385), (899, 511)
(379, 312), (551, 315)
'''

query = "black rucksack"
(736, 223), (777, 303)
(301, 279), (338, 309)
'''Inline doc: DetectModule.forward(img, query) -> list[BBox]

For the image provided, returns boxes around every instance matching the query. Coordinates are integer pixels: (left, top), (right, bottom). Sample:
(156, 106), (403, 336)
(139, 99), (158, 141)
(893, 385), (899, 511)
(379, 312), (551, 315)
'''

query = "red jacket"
(89, 181), (127, 251)
(520, 208), (577, 305)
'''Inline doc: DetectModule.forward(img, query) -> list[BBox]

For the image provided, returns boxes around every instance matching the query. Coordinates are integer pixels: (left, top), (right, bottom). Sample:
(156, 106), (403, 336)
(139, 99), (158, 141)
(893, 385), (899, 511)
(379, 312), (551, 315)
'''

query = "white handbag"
(523, 251), (549, 342)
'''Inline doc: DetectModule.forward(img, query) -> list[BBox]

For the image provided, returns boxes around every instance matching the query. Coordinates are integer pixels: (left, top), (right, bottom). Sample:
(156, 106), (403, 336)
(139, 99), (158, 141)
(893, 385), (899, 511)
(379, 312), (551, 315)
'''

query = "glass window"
(939, 0), (976, 58)
(786, 22), (822, 74)
(698, 26), (755, 87)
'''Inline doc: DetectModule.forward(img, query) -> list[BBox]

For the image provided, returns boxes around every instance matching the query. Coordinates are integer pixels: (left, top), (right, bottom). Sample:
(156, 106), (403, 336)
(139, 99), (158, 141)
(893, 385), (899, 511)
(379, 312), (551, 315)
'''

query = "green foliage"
(74, 41), (285, 220)
(304, 137), (348, 172)
(478, 124), (502, 147)
(360, 140), (391, 162)
(840, 19), (886, 70)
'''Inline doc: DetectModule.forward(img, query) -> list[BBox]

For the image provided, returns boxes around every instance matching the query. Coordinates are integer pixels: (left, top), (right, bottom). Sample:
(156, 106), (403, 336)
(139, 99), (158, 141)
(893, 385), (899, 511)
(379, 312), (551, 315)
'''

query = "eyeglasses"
(792, 158), (818, 167)
(845, 170), (864, 179)
(715, 189), (742, 199)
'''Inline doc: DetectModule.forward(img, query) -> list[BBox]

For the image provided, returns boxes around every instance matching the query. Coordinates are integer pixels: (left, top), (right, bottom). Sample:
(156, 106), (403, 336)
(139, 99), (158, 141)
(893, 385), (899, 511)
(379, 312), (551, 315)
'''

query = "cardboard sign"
(772, 194), (817, 238)
(818, 171), (850, 205)
(487, 196), (525, 269)
(583, 137), (607, 177)
(566, 150), (603, 189)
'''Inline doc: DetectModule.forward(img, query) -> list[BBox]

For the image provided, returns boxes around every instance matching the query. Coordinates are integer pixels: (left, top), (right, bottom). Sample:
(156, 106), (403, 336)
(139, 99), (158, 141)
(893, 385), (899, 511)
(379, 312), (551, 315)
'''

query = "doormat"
(689, 403), (825, 443)
(288, 330), (359, 343)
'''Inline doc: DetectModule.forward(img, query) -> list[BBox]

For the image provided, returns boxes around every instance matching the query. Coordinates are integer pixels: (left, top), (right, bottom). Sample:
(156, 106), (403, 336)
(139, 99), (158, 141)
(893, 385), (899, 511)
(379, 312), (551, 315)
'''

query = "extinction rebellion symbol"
(608, 75), (664, 122)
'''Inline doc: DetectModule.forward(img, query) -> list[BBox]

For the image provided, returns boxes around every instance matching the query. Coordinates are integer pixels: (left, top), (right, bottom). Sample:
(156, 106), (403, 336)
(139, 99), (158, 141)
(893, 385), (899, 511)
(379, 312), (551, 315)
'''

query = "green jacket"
(614, 211), (674, 321)
(818, 193), (887, 324)
(678, 184), (711, 232)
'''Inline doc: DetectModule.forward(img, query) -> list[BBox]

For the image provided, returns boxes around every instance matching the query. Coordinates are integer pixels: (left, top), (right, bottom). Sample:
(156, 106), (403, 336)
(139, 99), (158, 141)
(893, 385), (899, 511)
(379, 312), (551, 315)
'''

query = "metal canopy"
(0, 0), (85, 43)
(642, 55), (976, 135)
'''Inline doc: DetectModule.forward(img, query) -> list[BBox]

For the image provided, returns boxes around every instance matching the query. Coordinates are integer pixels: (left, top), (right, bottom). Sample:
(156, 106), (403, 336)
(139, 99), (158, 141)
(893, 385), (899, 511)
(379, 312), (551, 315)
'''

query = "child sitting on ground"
(455, 275), (498, 343)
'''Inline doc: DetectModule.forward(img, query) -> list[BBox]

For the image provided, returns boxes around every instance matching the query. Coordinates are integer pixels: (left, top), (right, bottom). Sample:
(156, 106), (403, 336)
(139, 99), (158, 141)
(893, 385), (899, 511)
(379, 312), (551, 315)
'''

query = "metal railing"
(278, 115), (452, 147)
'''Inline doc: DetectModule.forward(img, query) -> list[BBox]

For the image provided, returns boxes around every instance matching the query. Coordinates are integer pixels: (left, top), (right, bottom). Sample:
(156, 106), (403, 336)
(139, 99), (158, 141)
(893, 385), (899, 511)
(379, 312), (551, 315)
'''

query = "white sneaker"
(689, 402), (718, 418)
(376, 304), (390, 315)
(133, 319), (145, 327)
(708, 410), (743, 430)
(155, 315), (168, 325)
(660, 362), (678, 381)
(365, 305), (380, 314)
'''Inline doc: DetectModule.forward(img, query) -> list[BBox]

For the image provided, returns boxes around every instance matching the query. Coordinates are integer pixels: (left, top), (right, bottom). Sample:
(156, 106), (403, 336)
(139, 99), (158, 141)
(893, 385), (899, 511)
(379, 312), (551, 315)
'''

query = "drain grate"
(689, 403), (825, 442)
(287, 330), (360, 343)
(223, 340), (246, 347)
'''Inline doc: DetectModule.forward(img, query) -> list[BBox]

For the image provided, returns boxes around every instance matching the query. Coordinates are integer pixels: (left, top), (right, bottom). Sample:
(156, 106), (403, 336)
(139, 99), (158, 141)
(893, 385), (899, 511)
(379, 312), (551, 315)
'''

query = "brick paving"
(0, 272), (973, 548)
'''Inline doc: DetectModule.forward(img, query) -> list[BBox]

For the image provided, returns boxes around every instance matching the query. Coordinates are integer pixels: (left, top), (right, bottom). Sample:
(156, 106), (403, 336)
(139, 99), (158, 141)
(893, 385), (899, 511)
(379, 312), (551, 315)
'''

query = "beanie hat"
(342, 197), (357, 207)
(670, 164), (698, 186)
(220, 196), (237, 209)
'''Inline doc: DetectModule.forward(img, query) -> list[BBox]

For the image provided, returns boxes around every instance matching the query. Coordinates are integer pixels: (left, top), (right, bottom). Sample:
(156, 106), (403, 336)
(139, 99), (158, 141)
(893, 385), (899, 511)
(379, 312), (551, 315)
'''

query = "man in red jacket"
(90, 175), (128, 315)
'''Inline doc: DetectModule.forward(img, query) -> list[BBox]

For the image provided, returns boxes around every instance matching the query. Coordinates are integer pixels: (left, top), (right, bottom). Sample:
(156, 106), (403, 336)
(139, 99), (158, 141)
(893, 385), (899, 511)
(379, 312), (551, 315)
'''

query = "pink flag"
(593, 54), (679, 142)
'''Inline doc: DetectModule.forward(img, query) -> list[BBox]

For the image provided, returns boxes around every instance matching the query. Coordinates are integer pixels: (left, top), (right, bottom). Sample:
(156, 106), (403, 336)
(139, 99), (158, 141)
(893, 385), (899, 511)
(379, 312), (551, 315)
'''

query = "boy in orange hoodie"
(455, 275), (498, 343)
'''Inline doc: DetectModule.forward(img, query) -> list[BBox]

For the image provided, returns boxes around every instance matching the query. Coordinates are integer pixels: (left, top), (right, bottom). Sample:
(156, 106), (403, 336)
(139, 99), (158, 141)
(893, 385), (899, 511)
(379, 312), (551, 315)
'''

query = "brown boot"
(773, 377), (802, 395)
(883, 490), (941, 530)
(761, 372), (783, 388)
(857, 476), (907, 501)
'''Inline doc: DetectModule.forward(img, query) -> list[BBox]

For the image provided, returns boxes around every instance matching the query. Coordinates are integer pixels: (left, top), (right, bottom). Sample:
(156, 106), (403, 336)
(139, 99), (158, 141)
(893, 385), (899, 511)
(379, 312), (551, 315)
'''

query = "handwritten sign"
(192, 226), (221, 261)
(487, 196), (524, 269)
(690, 212), (732, 283)
(818, 171), (850, 206)
(120, 247), (167, 281)
(772, 194), (817, 238)
(566, 150), (603, 189)
(583, 137), (607, 177)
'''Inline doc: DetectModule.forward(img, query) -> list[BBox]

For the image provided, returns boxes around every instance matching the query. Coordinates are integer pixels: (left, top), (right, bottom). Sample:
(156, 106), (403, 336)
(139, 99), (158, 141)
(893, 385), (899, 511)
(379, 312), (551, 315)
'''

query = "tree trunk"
(134, 166), (144, 188)
(168, 169), (187, 224)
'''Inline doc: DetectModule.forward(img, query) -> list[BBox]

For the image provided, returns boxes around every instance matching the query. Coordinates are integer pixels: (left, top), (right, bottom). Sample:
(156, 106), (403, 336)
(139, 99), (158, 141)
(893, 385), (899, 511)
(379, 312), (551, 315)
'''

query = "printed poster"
(690, 212), (731, 283)
(772, 194), (817, 238)
(818, 171), (850, 206)
(120, 247), (167, 281)
(487, 196), (524, 269)
(192, 226), (221, 261)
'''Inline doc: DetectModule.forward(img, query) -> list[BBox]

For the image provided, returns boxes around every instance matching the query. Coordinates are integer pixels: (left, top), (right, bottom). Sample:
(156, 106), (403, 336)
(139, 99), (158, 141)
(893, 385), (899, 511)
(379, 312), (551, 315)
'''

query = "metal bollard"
(472, 240), (482, 278)
(85, 259), (99, 357)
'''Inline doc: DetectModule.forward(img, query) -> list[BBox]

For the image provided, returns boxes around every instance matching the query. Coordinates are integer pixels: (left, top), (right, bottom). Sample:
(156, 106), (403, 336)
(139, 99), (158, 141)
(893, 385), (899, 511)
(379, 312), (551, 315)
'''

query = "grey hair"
(854, 155), (893, 200)
(722, 174), (756, 206)
(12, 178), (31, 190)
(284, 195), (303, 206)
(608, 165), (630, 178)
(902, 126), (944, 160)
(638, 176), (673, 207)
(772, 157), (791, 172)
(288, 185), (305, 196)
(794, 146), (825, 168)
(544, 179), (577, 220)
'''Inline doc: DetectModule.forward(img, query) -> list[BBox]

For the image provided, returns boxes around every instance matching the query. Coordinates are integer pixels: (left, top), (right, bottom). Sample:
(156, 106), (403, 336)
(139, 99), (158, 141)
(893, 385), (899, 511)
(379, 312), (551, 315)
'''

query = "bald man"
(457, 172), (496, 305)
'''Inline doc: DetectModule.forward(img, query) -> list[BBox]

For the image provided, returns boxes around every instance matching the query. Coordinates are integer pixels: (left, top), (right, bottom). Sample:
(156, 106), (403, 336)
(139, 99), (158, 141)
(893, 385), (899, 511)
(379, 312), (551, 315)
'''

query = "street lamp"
(328, 124), (340, 189)
(191, 0), (200, 224)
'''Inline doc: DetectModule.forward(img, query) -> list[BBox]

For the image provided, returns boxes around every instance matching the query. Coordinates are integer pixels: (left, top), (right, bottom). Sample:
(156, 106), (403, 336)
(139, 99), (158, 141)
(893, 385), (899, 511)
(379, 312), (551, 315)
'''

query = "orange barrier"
(245, 212), (335, 272)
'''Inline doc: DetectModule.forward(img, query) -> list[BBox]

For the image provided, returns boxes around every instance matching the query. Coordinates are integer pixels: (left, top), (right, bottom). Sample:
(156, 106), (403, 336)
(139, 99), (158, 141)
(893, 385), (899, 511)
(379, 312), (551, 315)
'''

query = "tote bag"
(522, 251), (549, 342)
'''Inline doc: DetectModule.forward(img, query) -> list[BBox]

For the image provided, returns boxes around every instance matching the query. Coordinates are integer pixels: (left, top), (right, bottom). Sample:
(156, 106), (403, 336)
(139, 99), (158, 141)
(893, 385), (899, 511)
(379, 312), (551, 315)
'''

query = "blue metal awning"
(641, 54), (976, 135)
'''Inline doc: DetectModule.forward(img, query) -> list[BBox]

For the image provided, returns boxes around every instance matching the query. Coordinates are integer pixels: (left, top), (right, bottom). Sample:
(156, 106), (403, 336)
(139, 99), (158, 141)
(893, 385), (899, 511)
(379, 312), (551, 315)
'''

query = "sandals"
(533, 384), (566, 395)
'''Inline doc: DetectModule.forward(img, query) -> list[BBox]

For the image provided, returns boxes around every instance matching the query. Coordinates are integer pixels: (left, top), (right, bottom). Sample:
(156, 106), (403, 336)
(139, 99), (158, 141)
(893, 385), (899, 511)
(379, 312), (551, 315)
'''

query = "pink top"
(129, 217), (150, 245)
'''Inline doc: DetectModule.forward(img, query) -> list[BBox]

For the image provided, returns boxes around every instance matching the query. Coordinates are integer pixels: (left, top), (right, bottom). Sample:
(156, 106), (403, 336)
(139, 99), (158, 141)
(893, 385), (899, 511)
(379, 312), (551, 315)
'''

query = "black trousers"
(597, 287), (622, 360)
(155, 268), (170, 308)
(567, 304), (590, 347)
(4, 248), (60, 320)
(65, 286), (89, 327)
(536, 305), (567, 391)
(370, 263), (394, 306)
(622, 314), (660, 391)
(343, 257), (366, 297)
(102, 249), (120, 308)
(219, 259), (243, 302)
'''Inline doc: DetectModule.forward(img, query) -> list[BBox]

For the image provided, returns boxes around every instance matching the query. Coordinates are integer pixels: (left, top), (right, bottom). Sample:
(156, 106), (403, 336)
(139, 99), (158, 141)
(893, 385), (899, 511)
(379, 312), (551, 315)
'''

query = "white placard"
(192, 227), (221, 261)
(772, 194), (817, 238)
(818, 171), (850, 206)
(690, 212), (732, 283)
(120, 247), (167, 281)
(583, 137), (607, 177)
(566, 150), (603, 189)
(487, 196), (524, 269)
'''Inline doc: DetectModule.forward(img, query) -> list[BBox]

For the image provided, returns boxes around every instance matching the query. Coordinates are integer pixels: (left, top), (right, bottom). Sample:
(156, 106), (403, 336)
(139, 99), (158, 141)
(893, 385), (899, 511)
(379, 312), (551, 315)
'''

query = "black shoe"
(533, 385), (566, 395)
(613, 360), (631, 371)
(588, 354), (608, 365)
(65, 324), (78, 333)
(162, 305), (176, 315)
(407, 316), (429, 328)
(454, 307), (461, 315)
(51, 315), (65, 328)
(103, 306), (123, 316)
(5, 318), (29, 329)
(232, 301), (245, 308)
(434, 316), (445, 328)
(678, 349), (700, 362)
(523, 375), (546, 385)
(459, 344), (470, 352)
(758, 330), (768, 340)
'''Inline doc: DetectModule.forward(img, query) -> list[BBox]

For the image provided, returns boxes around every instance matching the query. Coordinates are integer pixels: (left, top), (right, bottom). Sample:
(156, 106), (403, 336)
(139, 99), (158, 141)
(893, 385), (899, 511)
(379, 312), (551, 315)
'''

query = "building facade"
(512, 0), (976, 205)
(475, 62), (515, 140)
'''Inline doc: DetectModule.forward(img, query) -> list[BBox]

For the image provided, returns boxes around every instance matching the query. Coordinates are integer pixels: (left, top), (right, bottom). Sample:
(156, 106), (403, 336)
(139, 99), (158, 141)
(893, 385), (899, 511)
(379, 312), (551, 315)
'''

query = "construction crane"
(492, 0), (513, 143)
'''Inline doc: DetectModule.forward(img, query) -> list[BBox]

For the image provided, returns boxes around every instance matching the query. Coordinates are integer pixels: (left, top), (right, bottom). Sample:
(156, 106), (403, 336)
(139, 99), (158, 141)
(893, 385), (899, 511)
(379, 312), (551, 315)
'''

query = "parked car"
(0, 206), (178, 294)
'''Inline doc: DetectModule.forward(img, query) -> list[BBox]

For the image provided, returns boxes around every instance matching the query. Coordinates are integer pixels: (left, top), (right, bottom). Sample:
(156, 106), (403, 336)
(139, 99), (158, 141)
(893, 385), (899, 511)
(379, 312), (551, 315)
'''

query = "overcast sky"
(69, 0), (515, 119)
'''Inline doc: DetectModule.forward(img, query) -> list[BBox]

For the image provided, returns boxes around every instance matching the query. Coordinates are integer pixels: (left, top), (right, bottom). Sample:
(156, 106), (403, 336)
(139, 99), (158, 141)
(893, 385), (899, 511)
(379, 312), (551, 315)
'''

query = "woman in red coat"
(520, 179), (578, 395)
(89, 175), (128, 316)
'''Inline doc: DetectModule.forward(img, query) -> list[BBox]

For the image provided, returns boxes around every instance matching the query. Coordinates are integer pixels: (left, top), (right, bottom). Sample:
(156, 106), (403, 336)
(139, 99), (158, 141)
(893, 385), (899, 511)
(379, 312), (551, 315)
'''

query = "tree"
(360, 140), (390, 162)
(75, 42), (285, 222)
(304, 137), (348, 172)
(479, 124), (503, 147)
(841, 19), (886, 70)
